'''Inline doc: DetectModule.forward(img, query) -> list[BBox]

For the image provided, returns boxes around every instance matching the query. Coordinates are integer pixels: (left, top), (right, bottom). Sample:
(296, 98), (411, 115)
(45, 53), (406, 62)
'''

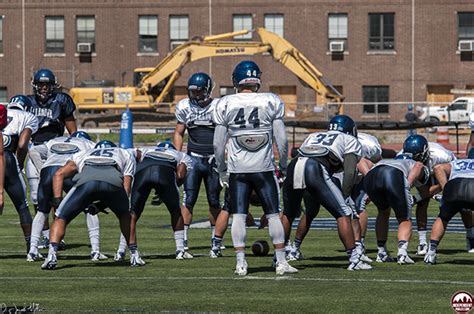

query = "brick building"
(0, 0), (473, 120)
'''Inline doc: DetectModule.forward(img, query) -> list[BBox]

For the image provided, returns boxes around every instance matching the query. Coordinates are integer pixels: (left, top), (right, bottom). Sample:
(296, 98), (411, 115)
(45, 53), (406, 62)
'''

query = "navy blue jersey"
(26, 93), (76, 144)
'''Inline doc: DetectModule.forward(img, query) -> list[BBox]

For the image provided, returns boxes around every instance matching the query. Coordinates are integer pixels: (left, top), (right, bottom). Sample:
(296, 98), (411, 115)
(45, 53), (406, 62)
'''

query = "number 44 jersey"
(214, 92), (285, 173)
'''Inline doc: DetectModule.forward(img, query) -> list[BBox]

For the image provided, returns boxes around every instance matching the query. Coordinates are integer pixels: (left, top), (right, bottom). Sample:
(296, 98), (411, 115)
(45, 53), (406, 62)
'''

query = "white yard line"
(0, 276), (472, 286)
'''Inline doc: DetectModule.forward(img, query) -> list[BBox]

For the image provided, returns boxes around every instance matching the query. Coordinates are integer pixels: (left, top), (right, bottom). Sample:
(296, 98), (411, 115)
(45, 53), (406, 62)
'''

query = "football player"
(401, 135), (470, 254)
(425, 150), (474, 264)
(113, 141), (193, 261)
(282, 115), (371, 271)
(173, 72), (223, 254)
(214, 60), (297, 276)
(0, 104), (7, 217)
(41, 140), (143, 270)
(27, 132), (107, 262)
(364, 153), (430, 264)
(2, 96), (38, 252)
(25, 69), (77, 244)
(286, 132), (381, 263)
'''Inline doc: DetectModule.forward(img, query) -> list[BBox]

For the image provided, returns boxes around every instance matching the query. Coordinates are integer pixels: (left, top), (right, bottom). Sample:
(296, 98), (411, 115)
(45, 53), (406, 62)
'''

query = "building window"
(458, 13), (474, 44)
(45, 16), (64, 53)
(170, 15), (188, 50)
(363, 86), (389, 114)
(76, 16), (96, 53)
(0, 87), (7, 102)
(233, 14), (252, 40)
(328, 14), (348, 50)
(0, 17), (3, 54)
(368, 13), (395, 50)
(264, 14), (284, 37)
(139, 15), (158, 53)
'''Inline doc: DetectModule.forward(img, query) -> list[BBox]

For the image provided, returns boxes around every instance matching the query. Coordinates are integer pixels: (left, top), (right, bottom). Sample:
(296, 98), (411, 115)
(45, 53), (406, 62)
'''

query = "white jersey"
(299, 130), (362, 164)
(42, 136), (95, 168)
(3, 109), (38, 149)
(214, 92), (285, 173)
(428, 142), (456, 169)
(139, 146), (193, 169)
(73, 147), (136, 177)
(449, 159), (474, 180)
(358, 132), (382, 162)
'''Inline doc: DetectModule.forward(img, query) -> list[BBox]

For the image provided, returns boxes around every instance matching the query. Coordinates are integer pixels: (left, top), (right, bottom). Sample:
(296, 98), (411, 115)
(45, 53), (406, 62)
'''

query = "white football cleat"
(41, 252), (57, 270)
(416, 243), (428, 255)
(467, 238), (474, 253)
(26, 252), (43, 262)
(275, 262), (298, 275)
(130, 251), (145, 267)
(183, 240), (189, 251)
(114, 250), (125, 262)
(347, 260), (373, 271)
(376, 251), (395, 263)
(359, 254), (373, 263)
(209, 248), (222, 258)
(397, 254), (415, 265)
(287, 248), (304, 262)
(234, 259), (248, 276)
(38, 236), (50, 249)
(424, 251), (437, 265)
(176, 250), (194, 260)
(91, 252), (108, 262)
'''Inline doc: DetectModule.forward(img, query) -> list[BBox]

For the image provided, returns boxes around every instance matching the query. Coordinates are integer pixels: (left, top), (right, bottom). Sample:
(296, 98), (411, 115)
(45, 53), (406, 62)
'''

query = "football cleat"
(424, 251), (437, 265)
(91, 252), (108, 262)
(376, 252), (395, 263)
(416, 243), (428, 255)
(26, 252), (43, 262)
(234, 259), (248, 276)
(38, 236), (49, 249)
(360, 254), (373, 263)
(183, 240), (189, 251)
(58, 240), (66, 251)
(114, 250), (125, 262)
(287, 248), (304, 262)
(275, 262), (298, 275)
(130, 251), (146, 267)
(209, 248), (222, 258)
(347, 260), (373, 271)
(397, 254), (415, 265)
(41, 253), (57, 270)
(176, 250), (194, 260)
(467, 238), (474, 253)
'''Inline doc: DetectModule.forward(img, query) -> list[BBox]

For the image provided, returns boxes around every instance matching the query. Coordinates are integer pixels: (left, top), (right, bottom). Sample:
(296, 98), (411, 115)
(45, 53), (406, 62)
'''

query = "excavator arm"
(139, 28), (343, 105)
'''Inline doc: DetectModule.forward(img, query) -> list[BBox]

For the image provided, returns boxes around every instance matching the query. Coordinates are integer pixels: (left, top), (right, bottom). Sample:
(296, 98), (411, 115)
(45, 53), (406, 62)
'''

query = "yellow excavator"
(71, 28), (343, 124)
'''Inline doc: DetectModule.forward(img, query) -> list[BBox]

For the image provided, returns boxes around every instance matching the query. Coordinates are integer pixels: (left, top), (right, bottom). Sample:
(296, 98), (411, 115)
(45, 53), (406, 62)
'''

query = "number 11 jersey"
(213, 92), (285, 173)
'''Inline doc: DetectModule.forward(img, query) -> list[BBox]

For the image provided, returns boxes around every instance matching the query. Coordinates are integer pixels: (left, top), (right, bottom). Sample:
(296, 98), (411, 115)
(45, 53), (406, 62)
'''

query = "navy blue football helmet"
(328, 115), (357, 137)
(32, 69), (58, 102)
(70, 131), (92, 141)
(403, 135), (429, 164)
(157, 140), (176, 150)
(395, 153), (412, 160)
(232, 60), (262, 90)
(95, 140), (116, 149)
(8, 95), (31, 111)
(187, 72), (213, 107)
(468, 148), (474, 159)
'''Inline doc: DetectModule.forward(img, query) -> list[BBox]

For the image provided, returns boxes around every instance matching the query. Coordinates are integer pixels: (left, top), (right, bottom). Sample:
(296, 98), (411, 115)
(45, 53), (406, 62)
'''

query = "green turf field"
(0, 193), (472, 313)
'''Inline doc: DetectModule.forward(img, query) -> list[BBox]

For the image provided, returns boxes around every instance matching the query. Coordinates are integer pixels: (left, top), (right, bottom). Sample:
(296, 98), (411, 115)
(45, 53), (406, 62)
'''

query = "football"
(251, 240), (270, 256)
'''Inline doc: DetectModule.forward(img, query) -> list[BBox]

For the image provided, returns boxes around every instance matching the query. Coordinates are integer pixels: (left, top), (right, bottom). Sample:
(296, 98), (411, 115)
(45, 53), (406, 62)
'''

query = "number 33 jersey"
(299, 130), (362, 166)
(214, 92), (285, 173)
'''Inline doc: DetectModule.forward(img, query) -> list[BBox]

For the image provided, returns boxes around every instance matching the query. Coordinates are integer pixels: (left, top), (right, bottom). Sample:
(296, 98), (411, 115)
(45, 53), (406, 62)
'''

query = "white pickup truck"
(419, 97), (474, 122)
